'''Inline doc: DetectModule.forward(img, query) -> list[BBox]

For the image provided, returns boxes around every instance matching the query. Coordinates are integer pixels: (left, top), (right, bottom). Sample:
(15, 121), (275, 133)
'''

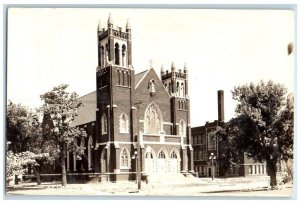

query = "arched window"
(101, 114), (107, 134)
(122, 71), (125, 86)
(118, 70), (121, 85)
(88, 136), (93, 170)
(115, 43), (120, 65)
(119, 113), (129, 133)
(171, 151), (177, 159)
(176, 82), (179, 94)
(158, 151), (166, 159)
(122, 44), (126, 66)
(105, 43), (109, 64)
(120, 148), (130, 168)
(144, 103), (163, 134)
(178, 119), (186, 136)
(101, 46), (104, 68)
(181, 82), (184, 97)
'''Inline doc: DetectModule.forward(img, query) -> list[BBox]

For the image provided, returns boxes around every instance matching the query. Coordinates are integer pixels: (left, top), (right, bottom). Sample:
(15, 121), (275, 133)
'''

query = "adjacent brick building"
(59, 15), (194, 182)
(191, 91), (267, 178)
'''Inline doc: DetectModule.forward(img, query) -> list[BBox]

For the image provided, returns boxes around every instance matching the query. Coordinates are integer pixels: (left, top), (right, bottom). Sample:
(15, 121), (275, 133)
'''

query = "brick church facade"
(63, 15), (194, 182)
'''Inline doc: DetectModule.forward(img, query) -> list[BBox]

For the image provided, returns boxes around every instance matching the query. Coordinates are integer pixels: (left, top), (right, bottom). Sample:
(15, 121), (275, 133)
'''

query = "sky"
(7, 8), (295, 127)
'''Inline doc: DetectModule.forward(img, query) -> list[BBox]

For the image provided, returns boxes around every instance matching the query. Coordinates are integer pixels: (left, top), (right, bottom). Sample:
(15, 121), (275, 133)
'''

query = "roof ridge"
(78, 90), (96, 99)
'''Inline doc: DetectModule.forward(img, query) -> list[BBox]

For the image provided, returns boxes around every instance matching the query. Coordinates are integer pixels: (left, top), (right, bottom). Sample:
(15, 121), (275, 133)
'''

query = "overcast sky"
(7, 8), (295, 126)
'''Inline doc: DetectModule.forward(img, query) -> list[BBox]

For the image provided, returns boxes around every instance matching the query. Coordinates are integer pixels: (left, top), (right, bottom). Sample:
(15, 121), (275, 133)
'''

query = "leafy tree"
(6, 142), (49, 186)
(6, 101), (53, 185)
(39, 84), (84, 186)
(211, 125), (241, 177)
(7, 101), (37, 153)
(231, 81), (293, 189)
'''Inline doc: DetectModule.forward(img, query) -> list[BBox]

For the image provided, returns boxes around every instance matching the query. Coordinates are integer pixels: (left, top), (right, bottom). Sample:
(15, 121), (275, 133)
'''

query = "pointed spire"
(126, 19), (131, 30)
(97, 20), (102, 31)
(171, 62), (175, 71)
(184, 62), (188, 70)
(108, 13), (113, 25)
(161, 64), (165, 74)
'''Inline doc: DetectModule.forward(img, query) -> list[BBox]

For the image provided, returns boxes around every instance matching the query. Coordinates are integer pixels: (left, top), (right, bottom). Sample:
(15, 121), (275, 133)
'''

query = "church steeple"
(161, 65), (165, 75)
(126, 19), (131, 32)
(108, 13), (113, 26)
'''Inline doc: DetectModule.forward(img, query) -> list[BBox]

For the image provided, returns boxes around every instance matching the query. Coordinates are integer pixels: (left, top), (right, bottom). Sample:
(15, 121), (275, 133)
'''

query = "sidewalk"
(5, 176), (293, 197)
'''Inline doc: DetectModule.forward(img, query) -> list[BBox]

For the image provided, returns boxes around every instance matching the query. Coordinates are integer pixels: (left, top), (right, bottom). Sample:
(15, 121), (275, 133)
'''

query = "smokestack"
(218, 90), (224, 122)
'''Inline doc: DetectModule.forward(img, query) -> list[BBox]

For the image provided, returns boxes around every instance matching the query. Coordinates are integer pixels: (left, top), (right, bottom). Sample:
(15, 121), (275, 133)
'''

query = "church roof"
(71, 91), (96, 127)
(72, 69), (149, 126)
(135, 69), (148, 88)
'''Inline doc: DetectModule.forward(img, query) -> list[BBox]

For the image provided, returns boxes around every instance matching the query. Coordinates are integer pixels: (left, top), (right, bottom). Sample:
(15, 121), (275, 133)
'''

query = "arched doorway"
(145, 147), (155, 174)
(170, 149), (180, 173)
(157, 149), (167, 173)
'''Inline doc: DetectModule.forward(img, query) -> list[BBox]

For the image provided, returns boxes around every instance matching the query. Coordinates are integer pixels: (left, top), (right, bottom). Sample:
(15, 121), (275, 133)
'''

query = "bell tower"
(161, 62), (192, 172)
(97, 14), (132, 69)
(96, 14), (135, 175)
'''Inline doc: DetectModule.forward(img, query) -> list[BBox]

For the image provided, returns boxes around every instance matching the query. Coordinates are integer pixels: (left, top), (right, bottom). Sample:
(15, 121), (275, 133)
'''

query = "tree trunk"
(35, 166), (41, 185)
(61, 143), (67, 187)
(267, 159), (278, 189)
(14, 175), (18, 185)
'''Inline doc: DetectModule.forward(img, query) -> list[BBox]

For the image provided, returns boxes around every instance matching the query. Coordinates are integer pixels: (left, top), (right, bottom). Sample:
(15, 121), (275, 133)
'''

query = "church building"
(66, 15), (194, 182)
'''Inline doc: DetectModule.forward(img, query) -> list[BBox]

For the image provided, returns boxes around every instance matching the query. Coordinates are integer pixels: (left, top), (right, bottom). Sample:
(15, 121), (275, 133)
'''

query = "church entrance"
(145, 151), (155, 174)
(157, 150), (167, 173)
(170, 150), (179, 173)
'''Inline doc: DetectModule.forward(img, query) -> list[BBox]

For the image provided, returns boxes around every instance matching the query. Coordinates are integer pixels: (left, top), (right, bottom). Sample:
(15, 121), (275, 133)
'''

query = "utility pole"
(134, 100), (143, 190)
(209, 152), (216, 180)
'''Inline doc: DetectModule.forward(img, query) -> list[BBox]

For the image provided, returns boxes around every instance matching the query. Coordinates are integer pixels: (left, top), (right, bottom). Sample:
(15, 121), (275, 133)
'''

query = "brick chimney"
(217, 90), (224, 122)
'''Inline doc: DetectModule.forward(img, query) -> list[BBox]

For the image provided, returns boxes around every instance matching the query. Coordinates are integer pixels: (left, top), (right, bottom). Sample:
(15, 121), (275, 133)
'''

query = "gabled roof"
(71, 91), (96, 127)
(135, 69), (148, 88)
(71, 69), (150, 127)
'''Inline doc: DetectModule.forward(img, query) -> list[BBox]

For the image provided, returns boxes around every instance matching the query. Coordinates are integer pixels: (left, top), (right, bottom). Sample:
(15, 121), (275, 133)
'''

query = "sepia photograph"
(4, 5), (295, 199)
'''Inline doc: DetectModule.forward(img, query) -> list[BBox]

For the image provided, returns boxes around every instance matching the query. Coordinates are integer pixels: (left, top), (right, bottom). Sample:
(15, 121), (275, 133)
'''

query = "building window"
(120, 113), (129, 133)
(201, 151), (206, 160)
(199, 150), (203, 160)
(249, 165), (252, 174)
(181, 82), (184, 97)
(170, 151), (177, 159)
(202, 135), (206, 144)
(118, 70), (121, 85)
(178, 119), (186, 137)
(115, 43), (120, 65)
(262, 165), (265, 174)
(158, 151), (166, 159)
(208, 134), (216, 150)
(101, 114), (107, 134)
(120, 148), (130, 168)
(193, 136), (197, 144)
(144, 103), (162, 134)
(122, 44), (126, 67)
(194, 150), (198, 160)
(169, 82), (172, 94)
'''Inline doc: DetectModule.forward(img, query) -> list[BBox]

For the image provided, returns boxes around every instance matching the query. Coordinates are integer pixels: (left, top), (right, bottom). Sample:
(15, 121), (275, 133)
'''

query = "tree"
(39, 84), (84, 186)
(6, 142), (49, 186)
(7, 101), (37, 153)
(231, 81), (293, 189)
(6, 101), (53, 185)
(210, 125), (241, 177)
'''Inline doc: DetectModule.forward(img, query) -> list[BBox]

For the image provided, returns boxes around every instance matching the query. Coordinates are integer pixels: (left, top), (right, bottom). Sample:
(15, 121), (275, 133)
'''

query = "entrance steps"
(147, 173), (199, 185)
